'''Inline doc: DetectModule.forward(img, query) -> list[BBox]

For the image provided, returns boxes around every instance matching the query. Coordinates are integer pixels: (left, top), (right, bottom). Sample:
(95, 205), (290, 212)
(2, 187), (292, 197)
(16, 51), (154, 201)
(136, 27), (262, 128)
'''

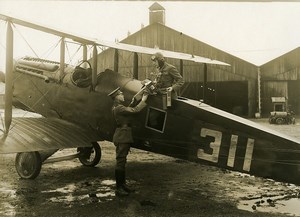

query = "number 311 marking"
(197, 128), (254, 172)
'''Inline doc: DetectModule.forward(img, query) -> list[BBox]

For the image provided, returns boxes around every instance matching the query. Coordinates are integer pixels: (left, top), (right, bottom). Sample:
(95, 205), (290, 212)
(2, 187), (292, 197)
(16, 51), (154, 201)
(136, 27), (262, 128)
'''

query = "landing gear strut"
(14, 142), (102, 179)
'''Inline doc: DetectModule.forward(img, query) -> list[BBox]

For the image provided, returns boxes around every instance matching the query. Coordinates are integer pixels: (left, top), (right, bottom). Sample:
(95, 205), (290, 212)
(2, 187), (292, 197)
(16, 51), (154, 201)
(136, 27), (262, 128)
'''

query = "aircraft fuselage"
(12, 57), (300, 185)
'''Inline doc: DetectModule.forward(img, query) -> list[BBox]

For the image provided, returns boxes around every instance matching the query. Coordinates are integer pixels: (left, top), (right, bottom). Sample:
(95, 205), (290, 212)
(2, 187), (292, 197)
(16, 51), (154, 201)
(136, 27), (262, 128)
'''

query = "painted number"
(197, 128), (221, 163)
(197, 128), (254, 172)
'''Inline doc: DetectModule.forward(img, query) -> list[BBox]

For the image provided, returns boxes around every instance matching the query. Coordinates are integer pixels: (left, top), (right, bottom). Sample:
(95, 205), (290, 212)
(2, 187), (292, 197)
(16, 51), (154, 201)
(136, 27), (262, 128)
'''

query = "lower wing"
(0, 117), (100, 154)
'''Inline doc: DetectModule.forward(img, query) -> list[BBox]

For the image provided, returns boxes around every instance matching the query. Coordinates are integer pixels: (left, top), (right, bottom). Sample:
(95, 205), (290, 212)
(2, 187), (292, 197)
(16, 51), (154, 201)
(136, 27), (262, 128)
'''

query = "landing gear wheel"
(77, 142), (101, 167)
(15, 152), (42, 179)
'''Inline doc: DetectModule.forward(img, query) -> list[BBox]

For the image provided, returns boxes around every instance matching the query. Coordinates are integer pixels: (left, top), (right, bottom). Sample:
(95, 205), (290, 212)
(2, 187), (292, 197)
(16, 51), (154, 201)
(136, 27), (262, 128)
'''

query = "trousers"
(114, 142), (131, 171)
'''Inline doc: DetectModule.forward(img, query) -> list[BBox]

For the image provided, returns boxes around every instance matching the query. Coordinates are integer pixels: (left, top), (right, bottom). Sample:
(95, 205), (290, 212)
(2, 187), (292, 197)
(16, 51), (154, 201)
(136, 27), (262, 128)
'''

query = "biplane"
(1, 14), (300, 185)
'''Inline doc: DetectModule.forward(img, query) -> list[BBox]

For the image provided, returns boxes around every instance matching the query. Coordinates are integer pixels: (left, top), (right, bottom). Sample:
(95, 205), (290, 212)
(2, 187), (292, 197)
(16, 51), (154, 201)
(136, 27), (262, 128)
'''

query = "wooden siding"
(261, 81), (288, 115)
(259, 47), (300, 115)
(181, 81), (249, 116)
(260, 47), (300, 81)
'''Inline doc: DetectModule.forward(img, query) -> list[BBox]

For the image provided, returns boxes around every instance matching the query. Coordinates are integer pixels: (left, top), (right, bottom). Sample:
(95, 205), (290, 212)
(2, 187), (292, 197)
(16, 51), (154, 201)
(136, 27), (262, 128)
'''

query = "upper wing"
(0, 13), (229, 66)
(96, 39), (230, 66)
(0, 117), (101, 154)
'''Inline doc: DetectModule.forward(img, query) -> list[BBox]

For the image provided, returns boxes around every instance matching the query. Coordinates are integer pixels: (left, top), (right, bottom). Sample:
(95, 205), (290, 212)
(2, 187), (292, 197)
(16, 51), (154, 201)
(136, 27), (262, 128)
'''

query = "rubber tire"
(275, 117), (285, 125)
(269, 117), (276, 124)
(15, 152), (42, 179)
(77, 142), (101, 167)
(291, 117), (296, 125)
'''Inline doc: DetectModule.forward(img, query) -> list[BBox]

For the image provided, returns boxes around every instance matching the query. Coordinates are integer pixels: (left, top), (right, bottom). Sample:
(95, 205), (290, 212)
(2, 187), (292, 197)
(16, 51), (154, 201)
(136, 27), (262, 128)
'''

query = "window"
(274, 104), (284, 112)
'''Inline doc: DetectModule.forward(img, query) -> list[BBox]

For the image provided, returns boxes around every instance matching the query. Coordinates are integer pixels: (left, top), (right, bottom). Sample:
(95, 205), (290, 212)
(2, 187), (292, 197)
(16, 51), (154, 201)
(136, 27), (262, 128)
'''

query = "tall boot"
(115, 170), (129, 197)
(121, 170), (135, 193)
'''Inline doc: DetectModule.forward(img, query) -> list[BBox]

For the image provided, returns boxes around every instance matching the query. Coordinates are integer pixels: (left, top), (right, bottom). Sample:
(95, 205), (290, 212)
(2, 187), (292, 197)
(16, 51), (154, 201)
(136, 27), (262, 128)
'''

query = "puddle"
(0, 185), (17, 216)
(101, 179), (115, 186)
(49, 194), (90, 203)
(277, 198), (300, 215)
(0, 187), (16, 198)
(0, 202), (16, 216)
(42, 183), (77, 194)
(44, 179), (116, 205)
(238, 193), (300, 216)
(224, 175), (300, 216)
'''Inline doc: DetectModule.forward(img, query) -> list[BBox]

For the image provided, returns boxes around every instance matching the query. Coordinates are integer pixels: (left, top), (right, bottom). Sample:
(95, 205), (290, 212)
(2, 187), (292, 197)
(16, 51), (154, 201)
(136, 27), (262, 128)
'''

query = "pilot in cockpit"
(149, 52), (184, 99)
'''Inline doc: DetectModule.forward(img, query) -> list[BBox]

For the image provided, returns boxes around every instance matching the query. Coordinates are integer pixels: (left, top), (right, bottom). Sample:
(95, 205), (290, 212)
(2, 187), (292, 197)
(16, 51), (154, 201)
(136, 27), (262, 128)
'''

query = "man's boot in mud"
(121, 170), (135, 193)
(115, 170), (129, 197)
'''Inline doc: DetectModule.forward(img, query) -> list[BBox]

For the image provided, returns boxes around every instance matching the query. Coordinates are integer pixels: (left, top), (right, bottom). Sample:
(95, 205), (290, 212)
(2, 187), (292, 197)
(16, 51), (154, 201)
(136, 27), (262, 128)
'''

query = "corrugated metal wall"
(96, 23), (258, 117)
(260, 48), (300, 80)
(261, 81), (288, 114)
(260, 48), (300, 115)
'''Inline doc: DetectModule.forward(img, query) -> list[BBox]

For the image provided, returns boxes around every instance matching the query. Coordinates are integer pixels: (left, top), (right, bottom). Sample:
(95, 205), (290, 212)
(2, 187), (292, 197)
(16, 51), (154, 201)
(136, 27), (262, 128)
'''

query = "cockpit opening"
(71, 61), (92, 88)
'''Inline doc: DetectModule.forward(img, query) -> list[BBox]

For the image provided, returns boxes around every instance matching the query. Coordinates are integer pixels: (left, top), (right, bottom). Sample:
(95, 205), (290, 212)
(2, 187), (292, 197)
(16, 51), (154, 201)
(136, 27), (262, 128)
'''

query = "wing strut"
(4, 21), (13, 134)
(83, 44), (88, 67)
(133, 52), (138, 79)
(114, 49), (119, 72)
(59, 37), (65, 80)
(203, 63), (208, 103)
(92, 45), (98, 89)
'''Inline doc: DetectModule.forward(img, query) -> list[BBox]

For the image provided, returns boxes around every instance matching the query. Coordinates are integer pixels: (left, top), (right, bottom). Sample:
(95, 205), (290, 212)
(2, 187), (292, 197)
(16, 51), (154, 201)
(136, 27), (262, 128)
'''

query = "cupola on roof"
(149, 2), (165, 11)
(149, 2), (165, 25)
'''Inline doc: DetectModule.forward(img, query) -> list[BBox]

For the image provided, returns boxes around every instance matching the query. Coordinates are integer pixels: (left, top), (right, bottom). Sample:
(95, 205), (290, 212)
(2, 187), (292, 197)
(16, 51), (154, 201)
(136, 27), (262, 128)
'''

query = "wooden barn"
(259, 47), (300, 116)
(96, 2), (258, 117)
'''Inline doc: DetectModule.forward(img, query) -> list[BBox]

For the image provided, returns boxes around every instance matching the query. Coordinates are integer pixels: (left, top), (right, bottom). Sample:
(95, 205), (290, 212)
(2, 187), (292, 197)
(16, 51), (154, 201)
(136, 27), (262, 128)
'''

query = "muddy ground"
(1, 117), (300, 217)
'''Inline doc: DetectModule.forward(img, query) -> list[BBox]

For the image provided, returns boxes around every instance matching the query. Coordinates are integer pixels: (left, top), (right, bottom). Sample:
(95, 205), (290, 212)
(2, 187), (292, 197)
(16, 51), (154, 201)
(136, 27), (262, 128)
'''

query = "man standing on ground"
(108, 87), (148, 196)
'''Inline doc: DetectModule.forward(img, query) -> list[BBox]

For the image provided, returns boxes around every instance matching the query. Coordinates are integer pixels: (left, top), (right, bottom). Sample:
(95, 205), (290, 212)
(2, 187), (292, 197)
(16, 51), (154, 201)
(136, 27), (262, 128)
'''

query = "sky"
(0, 0), (300, 70)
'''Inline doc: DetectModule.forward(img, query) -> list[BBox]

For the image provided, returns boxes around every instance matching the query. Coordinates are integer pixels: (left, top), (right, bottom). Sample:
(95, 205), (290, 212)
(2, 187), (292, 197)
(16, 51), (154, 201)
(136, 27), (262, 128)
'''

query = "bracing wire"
(65, 41), (72, 64)
(41, 38), (61, 60)
(65, 41), (82, 65)
(12, 23), (41, 59)
(3, 23), (63, 120)
(8, 80), (60, 132)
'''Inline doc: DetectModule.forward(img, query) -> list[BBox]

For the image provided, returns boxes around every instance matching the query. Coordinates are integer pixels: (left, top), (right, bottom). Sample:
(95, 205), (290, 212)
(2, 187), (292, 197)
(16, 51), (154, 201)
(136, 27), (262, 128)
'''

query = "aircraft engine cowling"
(15, 56), (62, 82)
(14, 56), (93, 88)
(95, 69), (143, 103)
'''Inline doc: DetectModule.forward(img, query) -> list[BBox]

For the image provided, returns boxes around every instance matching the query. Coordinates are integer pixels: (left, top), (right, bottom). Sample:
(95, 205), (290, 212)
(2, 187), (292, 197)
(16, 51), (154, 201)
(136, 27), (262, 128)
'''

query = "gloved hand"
(141, 93), (148, 102)
(166, 87), (173, 92)
(141, 79), (151, 86)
